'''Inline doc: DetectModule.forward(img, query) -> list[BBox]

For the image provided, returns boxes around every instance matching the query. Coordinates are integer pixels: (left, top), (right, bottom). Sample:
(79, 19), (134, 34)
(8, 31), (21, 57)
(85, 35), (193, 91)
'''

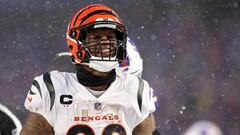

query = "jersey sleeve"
(24, 74), (54, 126)
(134, 78), (156, 127)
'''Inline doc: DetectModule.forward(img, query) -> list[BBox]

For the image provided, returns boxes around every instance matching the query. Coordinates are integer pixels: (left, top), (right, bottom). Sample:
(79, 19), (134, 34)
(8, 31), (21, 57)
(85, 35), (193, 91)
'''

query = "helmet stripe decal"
(79, 10), (119, 25)
(72, 5), (99, 28)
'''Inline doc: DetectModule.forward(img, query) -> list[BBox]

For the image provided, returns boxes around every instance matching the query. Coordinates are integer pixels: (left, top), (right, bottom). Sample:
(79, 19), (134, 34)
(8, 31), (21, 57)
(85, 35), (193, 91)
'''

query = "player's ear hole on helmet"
(69, 45), (73, 50)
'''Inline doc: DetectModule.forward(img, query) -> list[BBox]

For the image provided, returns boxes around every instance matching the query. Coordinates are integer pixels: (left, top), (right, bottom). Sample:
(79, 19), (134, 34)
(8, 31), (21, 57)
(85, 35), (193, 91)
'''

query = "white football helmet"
(116, 37), (143, 77)
(183, 120), (222, 135)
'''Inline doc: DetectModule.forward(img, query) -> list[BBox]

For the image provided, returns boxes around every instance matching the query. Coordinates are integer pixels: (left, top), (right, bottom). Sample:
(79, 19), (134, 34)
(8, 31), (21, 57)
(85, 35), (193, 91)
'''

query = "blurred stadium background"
(0, 0), (240, 134)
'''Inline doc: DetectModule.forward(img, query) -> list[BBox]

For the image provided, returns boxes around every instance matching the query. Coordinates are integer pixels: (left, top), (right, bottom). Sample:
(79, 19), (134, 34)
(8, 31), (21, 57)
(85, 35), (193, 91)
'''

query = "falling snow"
(0, 0), (240, 135)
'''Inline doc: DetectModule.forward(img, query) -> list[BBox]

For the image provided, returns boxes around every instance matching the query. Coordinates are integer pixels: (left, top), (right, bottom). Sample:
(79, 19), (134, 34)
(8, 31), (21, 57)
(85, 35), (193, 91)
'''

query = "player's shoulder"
(24, 70), (76, 113)
(34, 70), (74, 80)
(33, 70), (75, 86)
(117, 72), (137, 83)
(30, 70), (78, 98)
(117, 72), (150, 90)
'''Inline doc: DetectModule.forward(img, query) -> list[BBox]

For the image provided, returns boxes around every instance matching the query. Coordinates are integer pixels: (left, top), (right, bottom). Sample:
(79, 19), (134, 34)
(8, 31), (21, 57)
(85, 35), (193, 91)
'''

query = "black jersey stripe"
(32, 80), (42, 99)
(137, 77), (144, 112)
(43, 72), (55, 111)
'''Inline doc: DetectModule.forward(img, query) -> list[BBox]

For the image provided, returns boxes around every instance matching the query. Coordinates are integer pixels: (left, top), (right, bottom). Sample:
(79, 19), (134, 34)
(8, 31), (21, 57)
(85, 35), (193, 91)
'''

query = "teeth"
(102, 49), (109, 52)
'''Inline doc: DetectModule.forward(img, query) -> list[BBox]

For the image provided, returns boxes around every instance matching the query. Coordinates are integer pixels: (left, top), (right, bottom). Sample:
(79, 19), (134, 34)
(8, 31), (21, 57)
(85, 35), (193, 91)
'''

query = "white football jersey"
(24, 71), (155, 135)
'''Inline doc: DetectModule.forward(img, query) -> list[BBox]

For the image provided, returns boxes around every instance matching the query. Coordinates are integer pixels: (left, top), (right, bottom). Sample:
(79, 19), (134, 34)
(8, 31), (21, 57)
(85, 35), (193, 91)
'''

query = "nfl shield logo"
(94, 102), (102, 110)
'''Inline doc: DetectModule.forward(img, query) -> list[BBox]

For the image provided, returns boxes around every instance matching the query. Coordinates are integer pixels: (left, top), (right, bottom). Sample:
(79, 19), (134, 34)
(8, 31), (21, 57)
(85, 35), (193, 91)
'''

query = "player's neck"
(88, 83), (110, 91)
(75, 64), (116, 90)
(80, 65), (112, 91)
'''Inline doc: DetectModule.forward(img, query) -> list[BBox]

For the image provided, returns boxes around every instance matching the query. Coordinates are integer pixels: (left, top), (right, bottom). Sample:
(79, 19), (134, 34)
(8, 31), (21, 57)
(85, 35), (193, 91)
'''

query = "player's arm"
(132, 114), (155, 135)
(20, 112), (54, 135)
(22, 74), (56, 134)
(132, 78), (157, 135)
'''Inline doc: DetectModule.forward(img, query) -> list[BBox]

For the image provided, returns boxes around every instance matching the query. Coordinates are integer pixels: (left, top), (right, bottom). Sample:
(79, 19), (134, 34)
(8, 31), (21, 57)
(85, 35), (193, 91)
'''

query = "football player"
(21, 4), (156, 135)
(57, 34), (160, 135)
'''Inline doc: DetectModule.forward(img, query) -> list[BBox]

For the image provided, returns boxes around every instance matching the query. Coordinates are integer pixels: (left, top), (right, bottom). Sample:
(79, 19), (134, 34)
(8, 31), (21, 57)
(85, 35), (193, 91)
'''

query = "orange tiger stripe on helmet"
(70, 4), (122, 30)
(69, 4), (99, 31)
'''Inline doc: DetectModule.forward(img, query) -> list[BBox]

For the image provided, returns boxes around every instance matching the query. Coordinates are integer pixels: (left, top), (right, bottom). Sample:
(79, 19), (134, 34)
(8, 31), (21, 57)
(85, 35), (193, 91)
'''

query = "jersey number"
(67, 123), (126, 135)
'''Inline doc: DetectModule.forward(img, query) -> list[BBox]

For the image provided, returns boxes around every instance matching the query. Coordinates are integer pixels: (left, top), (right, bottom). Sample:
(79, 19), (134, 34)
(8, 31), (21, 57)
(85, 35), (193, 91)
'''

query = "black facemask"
(75, 64), (116, 87)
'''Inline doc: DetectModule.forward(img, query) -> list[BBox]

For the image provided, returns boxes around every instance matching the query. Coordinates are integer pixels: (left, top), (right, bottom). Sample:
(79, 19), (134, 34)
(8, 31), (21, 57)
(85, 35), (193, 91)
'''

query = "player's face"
(85, 28), (117, 58)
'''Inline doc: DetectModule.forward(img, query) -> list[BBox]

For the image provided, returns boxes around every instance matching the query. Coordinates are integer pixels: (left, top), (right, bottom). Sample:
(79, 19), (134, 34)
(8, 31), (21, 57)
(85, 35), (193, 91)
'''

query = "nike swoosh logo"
(29, 89), (36, 95)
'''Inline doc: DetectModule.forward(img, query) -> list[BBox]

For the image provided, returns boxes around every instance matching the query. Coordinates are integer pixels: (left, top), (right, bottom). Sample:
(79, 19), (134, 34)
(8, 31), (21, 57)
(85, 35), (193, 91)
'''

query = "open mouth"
(86, 41), (117, 58)
(91, 48), (116, 57)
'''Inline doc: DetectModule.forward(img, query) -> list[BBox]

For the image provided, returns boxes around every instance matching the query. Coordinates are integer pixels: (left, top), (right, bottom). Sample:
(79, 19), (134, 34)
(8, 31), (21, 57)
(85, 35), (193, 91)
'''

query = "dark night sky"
(0, 0), (240, 134)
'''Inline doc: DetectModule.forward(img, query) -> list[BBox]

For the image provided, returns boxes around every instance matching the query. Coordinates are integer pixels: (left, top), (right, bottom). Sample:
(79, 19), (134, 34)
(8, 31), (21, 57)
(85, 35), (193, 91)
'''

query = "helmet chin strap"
(75, 64), (116, 87)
